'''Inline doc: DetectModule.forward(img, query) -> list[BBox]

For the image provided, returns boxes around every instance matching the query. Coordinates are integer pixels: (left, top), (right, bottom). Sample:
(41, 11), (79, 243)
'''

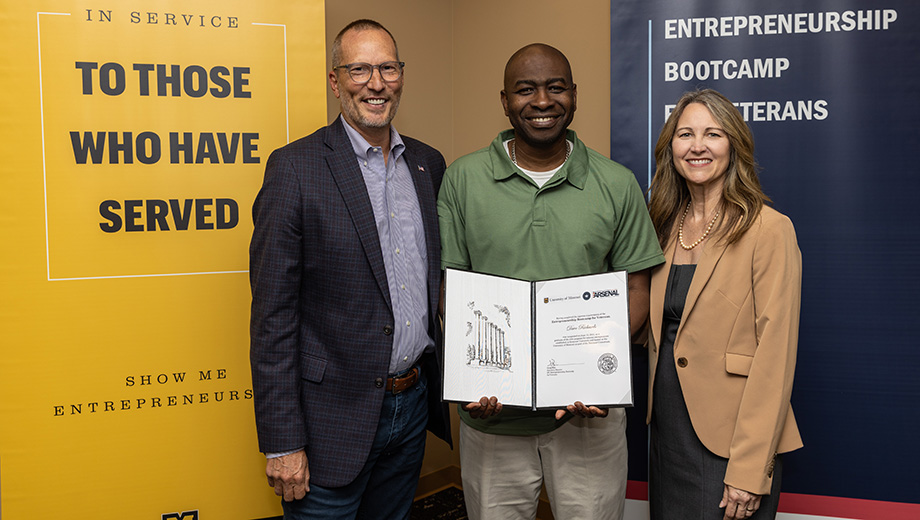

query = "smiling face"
(329, 27), (402, 141)
(671, 102), (732, 193)
(501, 45), (576, 149)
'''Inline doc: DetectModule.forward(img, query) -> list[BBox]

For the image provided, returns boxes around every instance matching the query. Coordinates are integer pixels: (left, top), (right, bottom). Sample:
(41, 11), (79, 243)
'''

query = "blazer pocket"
(301, 354), (327, 383)
(725, 352), (753, 376)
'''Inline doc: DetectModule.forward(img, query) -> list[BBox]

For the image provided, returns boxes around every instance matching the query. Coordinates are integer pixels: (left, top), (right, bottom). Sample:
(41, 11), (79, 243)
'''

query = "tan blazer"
(647, 206), (803, 495)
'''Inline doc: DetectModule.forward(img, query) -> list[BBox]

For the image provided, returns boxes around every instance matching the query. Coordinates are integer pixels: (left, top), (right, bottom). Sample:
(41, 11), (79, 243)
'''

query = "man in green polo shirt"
(437, 44), (664, 519)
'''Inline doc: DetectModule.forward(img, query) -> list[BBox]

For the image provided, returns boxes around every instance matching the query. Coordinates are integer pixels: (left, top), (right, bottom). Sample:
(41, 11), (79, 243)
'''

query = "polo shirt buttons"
(383, 325), (393, 335)
(677, 357), (688, 368)
(374, 377), (384, 388)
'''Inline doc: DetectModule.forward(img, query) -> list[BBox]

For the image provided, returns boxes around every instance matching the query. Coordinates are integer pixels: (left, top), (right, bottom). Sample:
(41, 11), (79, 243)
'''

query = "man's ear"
(329, 69), (341, 99)
(500, 90), (509, 116)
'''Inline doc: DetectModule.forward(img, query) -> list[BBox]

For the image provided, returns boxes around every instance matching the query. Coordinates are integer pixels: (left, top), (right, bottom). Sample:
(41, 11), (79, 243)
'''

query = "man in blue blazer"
(249, 19), (450, 519)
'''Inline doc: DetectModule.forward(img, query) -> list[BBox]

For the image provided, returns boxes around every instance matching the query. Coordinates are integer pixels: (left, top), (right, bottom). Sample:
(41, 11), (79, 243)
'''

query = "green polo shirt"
(438, 129), (664, 435)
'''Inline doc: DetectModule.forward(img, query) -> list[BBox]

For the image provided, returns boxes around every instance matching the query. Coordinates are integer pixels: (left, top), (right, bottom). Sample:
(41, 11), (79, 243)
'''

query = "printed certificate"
(442, 268), (633, 410)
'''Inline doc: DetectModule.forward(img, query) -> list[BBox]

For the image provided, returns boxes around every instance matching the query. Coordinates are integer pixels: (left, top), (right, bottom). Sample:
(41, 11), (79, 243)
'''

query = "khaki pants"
(459, 409), (627, 520)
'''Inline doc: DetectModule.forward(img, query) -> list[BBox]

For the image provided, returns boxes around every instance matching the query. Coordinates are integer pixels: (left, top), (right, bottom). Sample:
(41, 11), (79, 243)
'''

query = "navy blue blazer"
(250, 118), (450, 488)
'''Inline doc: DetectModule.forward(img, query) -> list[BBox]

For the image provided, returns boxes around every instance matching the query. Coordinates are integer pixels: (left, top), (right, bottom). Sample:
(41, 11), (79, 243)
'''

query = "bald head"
(503, 44), (573, 91)
(500, 43), (577, 152)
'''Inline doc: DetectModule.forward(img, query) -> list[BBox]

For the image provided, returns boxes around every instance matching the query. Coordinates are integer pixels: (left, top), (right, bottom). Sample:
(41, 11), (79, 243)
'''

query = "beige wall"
(324, 0), (611, 477)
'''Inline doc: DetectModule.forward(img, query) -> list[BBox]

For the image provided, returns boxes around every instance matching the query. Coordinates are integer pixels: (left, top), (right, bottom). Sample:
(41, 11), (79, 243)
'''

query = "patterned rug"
(410, 486), (468, 519)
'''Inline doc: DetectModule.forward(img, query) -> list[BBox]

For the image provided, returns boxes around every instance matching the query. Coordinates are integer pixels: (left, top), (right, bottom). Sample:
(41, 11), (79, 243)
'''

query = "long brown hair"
(648, 89), (769, 249)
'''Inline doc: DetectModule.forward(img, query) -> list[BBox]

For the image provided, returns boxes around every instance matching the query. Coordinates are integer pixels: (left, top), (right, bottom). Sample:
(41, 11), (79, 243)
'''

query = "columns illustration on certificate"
(442, 269), (533, 407)
(466, 302), (513, 370)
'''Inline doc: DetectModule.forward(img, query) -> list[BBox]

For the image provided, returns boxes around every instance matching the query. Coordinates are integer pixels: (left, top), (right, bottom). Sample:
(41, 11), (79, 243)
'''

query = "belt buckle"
(387, 366), (419, 395)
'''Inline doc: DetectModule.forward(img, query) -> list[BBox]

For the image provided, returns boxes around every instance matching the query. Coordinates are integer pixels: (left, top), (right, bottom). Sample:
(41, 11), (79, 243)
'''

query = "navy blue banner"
(612, 0), (920, 506)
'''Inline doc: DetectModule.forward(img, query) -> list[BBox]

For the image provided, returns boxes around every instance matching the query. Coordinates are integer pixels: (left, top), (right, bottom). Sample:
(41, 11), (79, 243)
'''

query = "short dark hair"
(331, 19), (399, 67)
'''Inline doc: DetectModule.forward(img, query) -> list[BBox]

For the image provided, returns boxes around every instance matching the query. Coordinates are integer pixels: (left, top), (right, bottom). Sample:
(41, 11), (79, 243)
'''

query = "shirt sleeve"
(437, 166), (471, 271)
(609, 175), (665, 273)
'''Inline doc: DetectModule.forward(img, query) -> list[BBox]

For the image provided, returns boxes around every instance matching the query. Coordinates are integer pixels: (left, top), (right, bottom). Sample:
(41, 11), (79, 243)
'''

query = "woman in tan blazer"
(645, 89), (802, 520)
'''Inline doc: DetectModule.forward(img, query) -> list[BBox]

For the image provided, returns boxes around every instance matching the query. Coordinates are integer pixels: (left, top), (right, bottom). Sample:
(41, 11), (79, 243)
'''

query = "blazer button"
(383, 325), (393, 336)
(677, 357), (688, 368)
(374, 377), (384, 388)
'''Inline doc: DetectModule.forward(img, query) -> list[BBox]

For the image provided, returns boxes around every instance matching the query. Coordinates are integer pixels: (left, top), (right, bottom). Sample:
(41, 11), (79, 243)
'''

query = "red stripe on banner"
(625, 480), (648, 500)
(778, 492), (920, 519)
(626, 481), (920, 519)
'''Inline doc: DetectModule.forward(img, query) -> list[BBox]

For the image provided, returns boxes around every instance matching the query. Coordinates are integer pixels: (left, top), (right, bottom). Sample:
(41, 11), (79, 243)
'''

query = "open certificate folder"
(442, 268), (633, 410)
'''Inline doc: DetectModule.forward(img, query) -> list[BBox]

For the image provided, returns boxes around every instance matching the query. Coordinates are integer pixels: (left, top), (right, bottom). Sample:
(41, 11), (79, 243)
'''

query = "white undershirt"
(504, 139), (572, 188)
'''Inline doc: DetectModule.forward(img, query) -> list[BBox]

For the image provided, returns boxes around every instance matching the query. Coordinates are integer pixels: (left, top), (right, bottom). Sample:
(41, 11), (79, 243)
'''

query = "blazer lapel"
(403, 147), (438, 261)
(324, 119), (392, 310)
(649, 239), (674, 349)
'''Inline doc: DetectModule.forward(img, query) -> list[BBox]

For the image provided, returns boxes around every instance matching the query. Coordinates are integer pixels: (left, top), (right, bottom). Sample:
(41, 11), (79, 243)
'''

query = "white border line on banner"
(252, 22), (290, 143)
(37, 11), (71, 282)
(647, 19), (653, 190)
(49, 270), (249, 282)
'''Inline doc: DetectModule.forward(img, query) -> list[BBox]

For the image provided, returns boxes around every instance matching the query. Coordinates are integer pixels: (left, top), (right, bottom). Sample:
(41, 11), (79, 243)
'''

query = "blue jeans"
(282, 367), (429, 520)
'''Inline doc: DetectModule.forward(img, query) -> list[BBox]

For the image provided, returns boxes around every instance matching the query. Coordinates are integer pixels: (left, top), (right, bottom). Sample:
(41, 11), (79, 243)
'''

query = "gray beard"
(344, 97), (401, 129)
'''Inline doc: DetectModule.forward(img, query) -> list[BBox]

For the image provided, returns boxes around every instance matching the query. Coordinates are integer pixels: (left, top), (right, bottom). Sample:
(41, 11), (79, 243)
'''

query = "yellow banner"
(0, 1), (325, 518)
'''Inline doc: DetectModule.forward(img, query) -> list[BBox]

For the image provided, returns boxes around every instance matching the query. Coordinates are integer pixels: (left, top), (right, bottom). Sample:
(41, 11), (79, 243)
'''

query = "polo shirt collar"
(491, 129), (589, 190)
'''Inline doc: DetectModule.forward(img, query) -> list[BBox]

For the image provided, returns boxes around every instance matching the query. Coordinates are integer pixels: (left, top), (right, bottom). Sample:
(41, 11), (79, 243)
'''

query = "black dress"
(649, 264), (782, 520)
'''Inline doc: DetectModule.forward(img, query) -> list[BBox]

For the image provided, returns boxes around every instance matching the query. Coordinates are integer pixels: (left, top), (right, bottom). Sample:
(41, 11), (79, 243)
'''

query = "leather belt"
(385, 367), (419, 394)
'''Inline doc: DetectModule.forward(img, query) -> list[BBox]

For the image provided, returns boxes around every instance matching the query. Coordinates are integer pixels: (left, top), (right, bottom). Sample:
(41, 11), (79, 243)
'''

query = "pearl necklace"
(678, 201), (720, 250)
(510, 139), (571, 167)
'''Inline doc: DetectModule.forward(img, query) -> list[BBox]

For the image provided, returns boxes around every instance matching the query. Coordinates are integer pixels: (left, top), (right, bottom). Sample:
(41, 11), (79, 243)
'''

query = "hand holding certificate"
(442, 268), (634, 411)
(464, 395), (503, 419)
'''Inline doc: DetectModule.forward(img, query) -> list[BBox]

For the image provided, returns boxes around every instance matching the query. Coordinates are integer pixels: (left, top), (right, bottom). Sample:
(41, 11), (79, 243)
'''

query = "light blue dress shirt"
(341, 117), (433, 375)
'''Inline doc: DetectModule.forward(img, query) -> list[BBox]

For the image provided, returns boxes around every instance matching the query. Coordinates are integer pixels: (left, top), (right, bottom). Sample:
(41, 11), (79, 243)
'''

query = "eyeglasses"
(334, 61), (405, 84)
